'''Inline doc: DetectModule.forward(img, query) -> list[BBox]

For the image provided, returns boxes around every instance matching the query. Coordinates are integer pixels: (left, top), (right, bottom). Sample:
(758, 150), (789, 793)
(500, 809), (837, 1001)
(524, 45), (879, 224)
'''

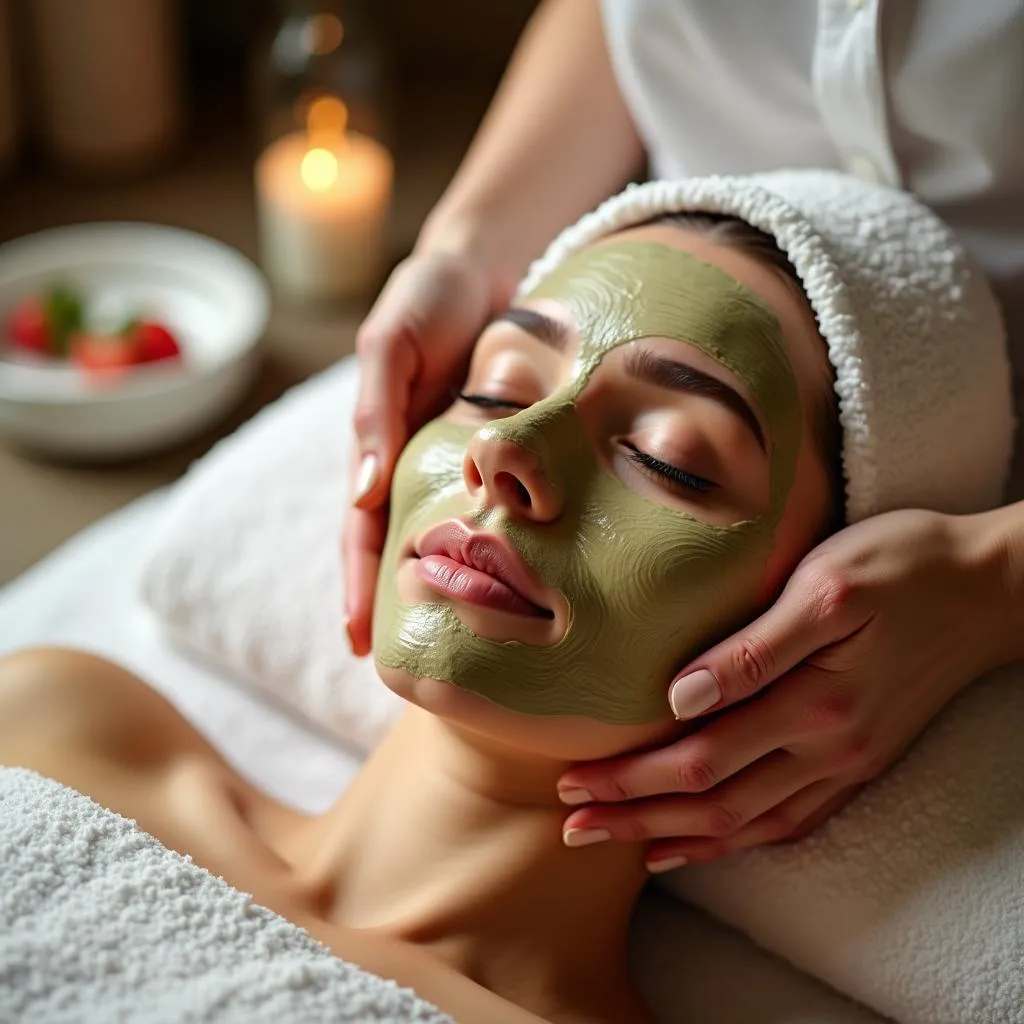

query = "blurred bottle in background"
(25, 0), (184, 177)
(0, 0), (17, 175)
(251, 0), (394, 303)
(252, 0), (392, 152)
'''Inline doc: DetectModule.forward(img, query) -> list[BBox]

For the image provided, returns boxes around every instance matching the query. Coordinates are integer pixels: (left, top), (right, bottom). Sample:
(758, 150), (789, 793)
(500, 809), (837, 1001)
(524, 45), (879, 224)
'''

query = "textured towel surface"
(140, 358), (398, 756)
(0, 766), (453, 1024)
(0, 764), (886, 1024)
(660, 662), (1024, 1024)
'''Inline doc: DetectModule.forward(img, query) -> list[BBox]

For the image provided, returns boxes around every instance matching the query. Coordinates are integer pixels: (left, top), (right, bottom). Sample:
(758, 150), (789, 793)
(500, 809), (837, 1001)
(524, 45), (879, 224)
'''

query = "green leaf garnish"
(44, 283), (85, 355)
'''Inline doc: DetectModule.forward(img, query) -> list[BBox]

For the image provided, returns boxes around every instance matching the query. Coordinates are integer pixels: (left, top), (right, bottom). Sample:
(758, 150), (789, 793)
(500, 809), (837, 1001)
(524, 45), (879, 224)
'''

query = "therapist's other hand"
(345, 249), (511, 655)
(557, 509), (1015, 869)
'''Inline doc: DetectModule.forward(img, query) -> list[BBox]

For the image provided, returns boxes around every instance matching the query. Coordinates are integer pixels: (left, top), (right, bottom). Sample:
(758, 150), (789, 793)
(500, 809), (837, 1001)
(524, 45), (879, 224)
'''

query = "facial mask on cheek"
(374, 242), (802, 724)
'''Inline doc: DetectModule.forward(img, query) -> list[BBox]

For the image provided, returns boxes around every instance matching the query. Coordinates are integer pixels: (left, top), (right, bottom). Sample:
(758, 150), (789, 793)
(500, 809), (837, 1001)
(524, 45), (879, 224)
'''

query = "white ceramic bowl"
(0, 223), (270, 460)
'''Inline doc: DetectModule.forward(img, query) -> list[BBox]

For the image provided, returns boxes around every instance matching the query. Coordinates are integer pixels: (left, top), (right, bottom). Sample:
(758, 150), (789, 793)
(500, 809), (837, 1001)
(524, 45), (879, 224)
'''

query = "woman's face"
(373, 224), (834, 761)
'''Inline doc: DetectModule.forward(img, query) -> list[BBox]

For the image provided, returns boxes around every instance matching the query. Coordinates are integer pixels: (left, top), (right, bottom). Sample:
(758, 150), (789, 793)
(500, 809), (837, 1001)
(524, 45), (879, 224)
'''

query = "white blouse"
(600, 0), (1024, 371)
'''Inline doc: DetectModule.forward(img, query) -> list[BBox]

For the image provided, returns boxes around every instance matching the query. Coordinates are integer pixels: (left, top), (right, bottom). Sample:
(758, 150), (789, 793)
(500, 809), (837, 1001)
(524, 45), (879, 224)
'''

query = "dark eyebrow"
(488, 307), (570, 352)
(624, 347), (767, 453)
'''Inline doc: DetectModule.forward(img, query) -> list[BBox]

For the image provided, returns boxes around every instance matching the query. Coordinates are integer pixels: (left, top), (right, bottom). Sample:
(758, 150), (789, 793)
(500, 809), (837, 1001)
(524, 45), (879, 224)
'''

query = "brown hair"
(639, 211), (845, 535)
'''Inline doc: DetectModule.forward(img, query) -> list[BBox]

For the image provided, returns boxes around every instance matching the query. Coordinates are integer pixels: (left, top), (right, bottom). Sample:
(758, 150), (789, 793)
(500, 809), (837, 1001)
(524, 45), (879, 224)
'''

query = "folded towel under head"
(519, 170), (1016, 522)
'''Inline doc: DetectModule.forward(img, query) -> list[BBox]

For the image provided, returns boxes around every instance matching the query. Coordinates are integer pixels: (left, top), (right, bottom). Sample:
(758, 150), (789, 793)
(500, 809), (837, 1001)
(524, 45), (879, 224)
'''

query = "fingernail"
(558, 787), (593, 806)
(344, 616), (356, 653)
(353, 454), (380, 505)
(669, 669), (721, 720)
(647, 855), (688, 874)
(563, 827), (611, 848)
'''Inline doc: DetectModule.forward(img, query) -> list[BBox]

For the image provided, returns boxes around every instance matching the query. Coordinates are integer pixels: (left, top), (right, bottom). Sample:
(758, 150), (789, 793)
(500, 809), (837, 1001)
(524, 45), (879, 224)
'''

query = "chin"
(375, 660), (680, 764)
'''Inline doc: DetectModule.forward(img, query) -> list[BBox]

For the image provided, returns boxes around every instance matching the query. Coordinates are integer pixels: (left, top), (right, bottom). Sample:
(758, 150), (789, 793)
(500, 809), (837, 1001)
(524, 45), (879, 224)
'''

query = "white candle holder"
(255, 96), (392, 302)
(251, 2), (393, 303)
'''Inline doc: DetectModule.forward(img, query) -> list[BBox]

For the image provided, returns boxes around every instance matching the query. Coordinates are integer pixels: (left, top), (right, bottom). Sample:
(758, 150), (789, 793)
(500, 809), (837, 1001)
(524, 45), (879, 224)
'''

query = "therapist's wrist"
(415, 206), (522, 305)
(964, 500), (1024, 668)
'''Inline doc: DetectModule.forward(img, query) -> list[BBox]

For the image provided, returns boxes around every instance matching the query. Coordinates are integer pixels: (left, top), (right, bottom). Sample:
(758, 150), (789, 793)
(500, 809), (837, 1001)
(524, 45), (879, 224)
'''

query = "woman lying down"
(0, 172), (1011, 1024)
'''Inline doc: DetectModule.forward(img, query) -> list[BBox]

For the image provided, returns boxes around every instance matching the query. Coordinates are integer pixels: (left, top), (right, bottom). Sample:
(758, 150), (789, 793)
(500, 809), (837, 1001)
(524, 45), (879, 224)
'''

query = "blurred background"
(0, 0), (540, 584)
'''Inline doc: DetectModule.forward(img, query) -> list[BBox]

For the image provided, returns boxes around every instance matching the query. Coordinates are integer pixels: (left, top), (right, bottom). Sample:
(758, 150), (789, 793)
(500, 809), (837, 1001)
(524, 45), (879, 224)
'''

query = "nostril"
(495, 471), (532, 508)
(466, 459), (484, 491)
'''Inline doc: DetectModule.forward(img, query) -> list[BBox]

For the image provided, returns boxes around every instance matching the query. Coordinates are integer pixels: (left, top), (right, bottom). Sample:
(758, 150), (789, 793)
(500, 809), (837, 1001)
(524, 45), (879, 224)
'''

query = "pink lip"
(413, 520), (554, 619)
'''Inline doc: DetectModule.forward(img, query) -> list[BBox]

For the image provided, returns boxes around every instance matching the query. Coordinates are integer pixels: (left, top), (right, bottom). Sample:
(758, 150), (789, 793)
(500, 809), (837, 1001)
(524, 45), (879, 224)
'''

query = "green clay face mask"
(374, 240), (801, 724)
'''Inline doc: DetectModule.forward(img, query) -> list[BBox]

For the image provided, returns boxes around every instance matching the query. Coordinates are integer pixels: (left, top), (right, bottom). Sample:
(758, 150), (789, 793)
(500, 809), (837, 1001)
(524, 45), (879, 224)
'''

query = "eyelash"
(622, 442), (716, 495)
(458, 391), (716, 496)
(455, 390), (528, 411)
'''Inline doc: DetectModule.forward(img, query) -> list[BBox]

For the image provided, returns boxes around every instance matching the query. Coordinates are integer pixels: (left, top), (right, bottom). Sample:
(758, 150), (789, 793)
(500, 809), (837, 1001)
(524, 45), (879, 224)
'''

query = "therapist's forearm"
(417, 0), (644, 293)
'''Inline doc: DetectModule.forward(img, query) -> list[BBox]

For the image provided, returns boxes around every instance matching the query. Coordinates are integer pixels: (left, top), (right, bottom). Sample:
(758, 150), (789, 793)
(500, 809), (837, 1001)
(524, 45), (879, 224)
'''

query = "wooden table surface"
(0, 84), (488, 585)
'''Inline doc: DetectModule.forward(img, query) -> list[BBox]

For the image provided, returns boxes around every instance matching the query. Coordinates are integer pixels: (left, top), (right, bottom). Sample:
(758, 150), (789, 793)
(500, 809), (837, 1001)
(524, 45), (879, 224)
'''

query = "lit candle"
(255, 96), (393, 301)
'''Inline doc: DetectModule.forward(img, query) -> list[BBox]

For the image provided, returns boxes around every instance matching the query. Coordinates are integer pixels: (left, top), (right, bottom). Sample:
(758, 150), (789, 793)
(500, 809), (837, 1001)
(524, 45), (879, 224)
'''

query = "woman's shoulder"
(0, 650), (540, 1021)
(0, 647), (217, 776)
(0, 650), (640, 1024)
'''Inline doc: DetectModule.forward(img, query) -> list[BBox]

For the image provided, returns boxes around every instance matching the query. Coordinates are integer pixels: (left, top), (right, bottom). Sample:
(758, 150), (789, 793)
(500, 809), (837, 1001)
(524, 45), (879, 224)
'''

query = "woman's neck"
(285, 707), (649, 1020)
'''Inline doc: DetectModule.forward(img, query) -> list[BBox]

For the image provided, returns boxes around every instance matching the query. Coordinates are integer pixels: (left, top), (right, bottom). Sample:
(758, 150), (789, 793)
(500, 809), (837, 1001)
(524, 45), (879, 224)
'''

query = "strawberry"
(69, 331), (141, 375)
(131, 321), (182, 363)
(6, 297), (51, 353)
(5, 284), (84, 356)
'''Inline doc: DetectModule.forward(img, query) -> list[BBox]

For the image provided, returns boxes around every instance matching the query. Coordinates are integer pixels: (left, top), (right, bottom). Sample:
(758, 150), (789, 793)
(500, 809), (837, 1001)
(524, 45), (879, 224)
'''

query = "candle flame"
(301, 147), (339, 191)
(299, 95), (347, 191)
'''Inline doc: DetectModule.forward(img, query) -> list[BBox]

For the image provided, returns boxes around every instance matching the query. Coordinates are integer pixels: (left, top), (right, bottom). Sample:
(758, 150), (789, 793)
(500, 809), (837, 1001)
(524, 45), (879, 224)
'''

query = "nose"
(464, 427), (564, 523)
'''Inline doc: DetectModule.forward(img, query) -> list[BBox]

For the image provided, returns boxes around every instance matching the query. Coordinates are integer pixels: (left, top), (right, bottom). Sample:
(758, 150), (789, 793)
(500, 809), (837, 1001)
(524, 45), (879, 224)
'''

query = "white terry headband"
(519, 171), (1014, 523)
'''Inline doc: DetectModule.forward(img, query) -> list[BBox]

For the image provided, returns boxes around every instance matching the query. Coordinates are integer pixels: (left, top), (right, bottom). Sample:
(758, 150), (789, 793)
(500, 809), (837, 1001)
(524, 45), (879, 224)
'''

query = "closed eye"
(454, 389), (530, 412)
(459, 393), (716, 493)
(622, 441), (716, 495)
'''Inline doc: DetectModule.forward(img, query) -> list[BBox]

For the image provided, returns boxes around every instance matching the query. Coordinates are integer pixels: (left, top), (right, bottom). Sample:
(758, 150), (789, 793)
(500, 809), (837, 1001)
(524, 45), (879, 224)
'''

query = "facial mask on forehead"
(374, 241), (802, 724)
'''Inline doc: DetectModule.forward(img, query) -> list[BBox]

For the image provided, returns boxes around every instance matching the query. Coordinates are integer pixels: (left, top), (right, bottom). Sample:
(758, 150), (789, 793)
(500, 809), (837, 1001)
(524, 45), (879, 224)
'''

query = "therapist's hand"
(557, 508), (1020, 870)
(344, 249), (513, 655)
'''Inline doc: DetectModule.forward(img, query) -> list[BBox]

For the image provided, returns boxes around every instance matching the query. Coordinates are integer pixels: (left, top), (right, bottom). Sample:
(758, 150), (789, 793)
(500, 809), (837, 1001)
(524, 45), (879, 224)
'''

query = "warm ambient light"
(307, 94), (348, 143)
(303, 13), (344, 56)
(300, 95), (347, 191)
(300, 147), (338, 191)
(254, 86), (392, 299)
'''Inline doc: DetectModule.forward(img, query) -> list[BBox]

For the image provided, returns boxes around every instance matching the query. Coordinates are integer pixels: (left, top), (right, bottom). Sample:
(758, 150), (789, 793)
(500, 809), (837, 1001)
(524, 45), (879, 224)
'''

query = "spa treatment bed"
(2, 358), (1021, 1023)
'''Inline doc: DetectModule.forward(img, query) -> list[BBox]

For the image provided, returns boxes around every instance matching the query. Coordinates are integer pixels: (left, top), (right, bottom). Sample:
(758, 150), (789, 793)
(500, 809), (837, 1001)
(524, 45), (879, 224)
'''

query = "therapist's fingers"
(644, 780), (860, 870)
(343, 502), (386, 656)
(346, 252), (504, 644)
(665, 556), (870, 720)
(558, 685), (798, 804)
(351, 312), (420, 511)
(561, 750), (825, 848)
(351, 250), (499, 512)
(344, 434), (389, 655)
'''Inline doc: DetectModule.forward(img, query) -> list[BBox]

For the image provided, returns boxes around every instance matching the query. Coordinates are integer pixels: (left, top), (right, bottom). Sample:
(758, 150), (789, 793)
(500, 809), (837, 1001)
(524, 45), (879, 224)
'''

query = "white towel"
(140, 359), (400, 756)
(0, 766), (454, 1023)
(660, 662), (1024, 1024)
